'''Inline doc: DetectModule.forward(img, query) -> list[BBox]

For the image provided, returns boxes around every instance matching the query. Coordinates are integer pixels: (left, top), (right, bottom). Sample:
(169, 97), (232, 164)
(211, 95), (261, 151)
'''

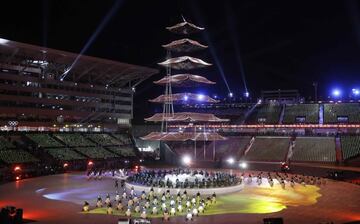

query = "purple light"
(183, 95), (188, 101)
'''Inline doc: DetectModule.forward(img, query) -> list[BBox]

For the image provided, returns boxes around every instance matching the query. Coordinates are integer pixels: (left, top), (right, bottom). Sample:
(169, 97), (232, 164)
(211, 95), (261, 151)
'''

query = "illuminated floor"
(0, 172), (359, 224)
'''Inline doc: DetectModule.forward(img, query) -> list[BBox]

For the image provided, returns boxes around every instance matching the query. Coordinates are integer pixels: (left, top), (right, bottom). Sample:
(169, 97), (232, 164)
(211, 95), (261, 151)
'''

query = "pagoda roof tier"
(140, 132), (227, 141)
(154, 74), (215, 87)
(149, 93), (219, 104)
(145, 112), (229, 123)
(162, 38), (207, 52)
(158, 56), (211, 70)
(166, 20), (204, 35)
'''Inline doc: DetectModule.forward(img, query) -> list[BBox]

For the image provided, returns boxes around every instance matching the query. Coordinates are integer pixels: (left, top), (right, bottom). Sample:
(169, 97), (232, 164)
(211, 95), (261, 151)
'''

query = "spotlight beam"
(189, 2), (232, 94)
(225, 4), (249, 93)
(60, 0), (123, 81)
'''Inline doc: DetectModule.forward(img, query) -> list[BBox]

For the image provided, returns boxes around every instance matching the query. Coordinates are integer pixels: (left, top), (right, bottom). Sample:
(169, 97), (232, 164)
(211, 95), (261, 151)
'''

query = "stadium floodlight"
(352, 88), (360, 96)
(244, 92), (250, 98)
(182, 155), (191, 166)
(239, 162), (247, 169)
(332, 89), (341, 98)
(228, 92), (233, 98)
(183, 95), (189, 101)
(197, 94), (205, 101)
(226, 157), (235, 165)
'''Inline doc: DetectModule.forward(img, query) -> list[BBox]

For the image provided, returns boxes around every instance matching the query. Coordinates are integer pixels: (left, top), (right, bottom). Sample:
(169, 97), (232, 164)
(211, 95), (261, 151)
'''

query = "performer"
(125, 208), (131, 217)
(212, 192), (217, 204)
(105, 193), (111, 205)
(82, 201), (90, 212)
(140, 210), (147, 219)
(96, 195), (103, 208)
(115, 191), (120, 202)
(163, 208), (170, 221)
(116, 200), (124, 211)
(107, 203), (113, 214)
(192, 207), (198, 216)
(186, 209), (193, 221)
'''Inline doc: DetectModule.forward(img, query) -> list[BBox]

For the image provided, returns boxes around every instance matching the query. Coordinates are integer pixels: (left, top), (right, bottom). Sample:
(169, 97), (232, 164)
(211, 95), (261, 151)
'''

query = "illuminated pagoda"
(141, 17), (228, 159)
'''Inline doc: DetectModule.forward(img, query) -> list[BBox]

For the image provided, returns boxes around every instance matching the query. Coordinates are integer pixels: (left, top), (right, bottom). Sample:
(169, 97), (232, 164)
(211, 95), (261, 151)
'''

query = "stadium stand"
(45, 148), (86, 161)
(54, 133), (96, 147)
(0, 149), (39, 164)
(26, 133), (63, 147)
(291, 137), (336, 162)
(74, 147), (118, 159)
(324, 103), (360, 123)
(246, 103), (282, 124)
(283, 104), (319, 124)
(84, 133), (123, 146)
(0, 136), (15, 150)
(112, 134), (132, 144)
(243, 137), (289, 161)
(106, 146), (136, 157)
(340, 136), (360, 160)
(212, 136), (251, 158)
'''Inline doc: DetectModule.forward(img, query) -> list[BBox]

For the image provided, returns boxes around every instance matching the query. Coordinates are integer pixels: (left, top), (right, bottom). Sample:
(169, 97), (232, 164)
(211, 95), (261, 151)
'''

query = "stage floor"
(0, 172), (359, 224)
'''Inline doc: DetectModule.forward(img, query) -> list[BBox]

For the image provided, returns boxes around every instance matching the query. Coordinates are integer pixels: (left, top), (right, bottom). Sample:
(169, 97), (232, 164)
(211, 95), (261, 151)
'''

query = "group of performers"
(82, 170), (327, 220)
(86, 168), (129, 181)
(128, 168), (239, 188)
(82, 186), (217, 221)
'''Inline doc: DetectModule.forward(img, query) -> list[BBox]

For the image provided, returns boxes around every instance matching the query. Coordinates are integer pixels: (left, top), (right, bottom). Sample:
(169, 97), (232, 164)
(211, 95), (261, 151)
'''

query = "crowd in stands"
(0, 136), (15, 150)
(0, 149), (39, 164)
(340, 136), (360, 160)
(324, 103), (360, 123)
(107, 146), (136, 157)
(75, 147), (118, 159)
(54, 133), (96, 147)
(283, 104), (319, 124)
(45, 148), (86, 161)
(84, 134), (123, 146)
(291, 137), (336, 162)
(26, 133), (63, 147)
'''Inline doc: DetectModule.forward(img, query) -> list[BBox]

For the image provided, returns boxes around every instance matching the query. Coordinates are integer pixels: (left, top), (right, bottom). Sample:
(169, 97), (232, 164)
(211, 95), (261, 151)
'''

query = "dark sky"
(1, 0), (360, 120)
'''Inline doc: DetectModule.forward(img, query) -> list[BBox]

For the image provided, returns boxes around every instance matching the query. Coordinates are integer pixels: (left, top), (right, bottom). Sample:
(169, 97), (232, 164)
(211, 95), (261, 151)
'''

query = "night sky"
(1, 0), (360, 121)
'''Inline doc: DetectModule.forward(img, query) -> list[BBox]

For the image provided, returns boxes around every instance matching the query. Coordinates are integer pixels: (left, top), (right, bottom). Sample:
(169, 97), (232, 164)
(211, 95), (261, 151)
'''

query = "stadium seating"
(112, 134), (132, 144)
(84, 133), (122, 146)
(283, 104), (319, 123)
(74, 147), (118, 159)
(26, 133), (63, 147)
(0, 136), (15, 150)
(211, 137), (251, 158)
(246, 103), (281, 124)
(244, 137), (289, 161)
(54, 133), (96, 147)
(324, 103), (360, 123)
(340, 136), (360, 160)
(0, 149), (39, 164)
(45, 148), (85, 161)
(106, 146), (136, 157)
(291, 137), (336, 162)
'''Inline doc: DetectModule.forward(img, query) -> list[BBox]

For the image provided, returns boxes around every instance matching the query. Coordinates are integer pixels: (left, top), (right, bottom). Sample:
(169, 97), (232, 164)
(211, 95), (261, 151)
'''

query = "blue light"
(332, 89), (341, 97)
(244, 92), (250, 98)
(183, 95), (189, 101)
(229, 92), (233, 98)
(352, 88), (360, 96)
(197, 94), (205, 101)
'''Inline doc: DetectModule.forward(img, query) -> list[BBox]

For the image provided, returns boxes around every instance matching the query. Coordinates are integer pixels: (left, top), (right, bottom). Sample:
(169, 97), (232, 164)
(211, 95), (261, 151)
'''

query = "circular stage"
(0, 171), (359, 224)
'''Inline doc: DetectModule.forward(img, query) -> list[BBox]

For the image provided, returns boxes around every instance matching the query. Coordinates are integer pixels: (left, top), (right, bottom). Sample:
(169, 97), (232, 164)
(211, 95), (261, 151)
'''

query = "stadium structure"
(0, 19), (360, 224)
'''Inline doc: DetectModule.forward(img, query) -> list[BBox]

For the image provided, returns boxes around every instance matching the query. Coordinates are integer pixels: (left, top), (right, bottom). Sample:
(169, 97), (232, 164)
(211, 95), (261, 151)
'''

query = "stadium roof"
(0, 38), (158, 88)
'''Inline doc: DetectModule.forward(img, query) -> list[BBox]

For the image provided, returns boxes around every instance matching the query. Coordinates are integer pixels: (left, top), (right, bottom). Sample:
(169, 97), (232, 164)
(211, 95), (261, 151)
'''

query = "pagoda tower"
(141, 17), (228, 160)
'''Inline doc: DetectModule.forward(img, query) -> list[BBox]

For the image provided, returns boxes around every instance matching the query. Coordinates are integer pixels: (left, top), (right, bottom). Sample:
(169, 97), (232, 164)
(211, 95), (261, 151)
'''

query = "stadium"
(0, 1), (360, 224)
